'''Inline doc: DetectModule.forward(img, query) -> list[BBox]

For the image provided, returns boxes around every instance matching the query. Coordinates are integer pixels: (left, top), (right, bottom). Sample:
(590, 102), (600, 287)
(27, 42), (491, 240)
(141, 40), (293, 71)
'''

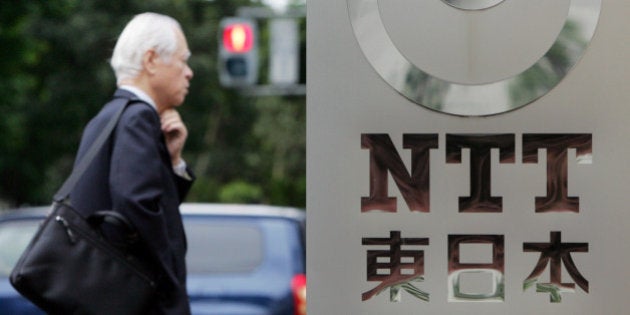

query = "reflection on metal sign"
(361, 133), (592, 213)
(347, 0), (602, 116)
(361, 133), (592, 303)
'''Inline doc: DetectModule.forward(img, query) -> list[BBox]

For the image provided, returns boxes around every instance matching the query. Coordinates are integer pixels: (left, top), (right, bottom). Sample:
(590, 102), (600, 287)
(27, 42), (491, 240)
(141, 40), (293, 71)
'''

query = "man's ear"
(143, 49), (159, 75)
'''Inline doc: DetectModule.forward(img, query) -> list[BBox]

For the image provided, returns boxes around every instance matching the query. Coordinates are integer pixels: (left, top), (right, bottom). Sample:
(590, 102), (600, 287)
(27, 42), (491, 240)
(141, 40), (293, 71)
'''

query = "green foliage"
(218, 180), (263, 204)
(509, 21), (584, 105)
(0, 0), (306, 209)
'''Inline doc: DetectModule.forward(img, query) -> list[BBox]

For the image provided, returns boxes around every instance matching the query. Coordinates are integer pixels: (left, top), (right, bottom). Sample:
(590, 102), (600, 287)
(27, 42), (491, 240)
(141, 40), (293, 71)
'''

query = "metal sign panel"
(269, 18), (299, 85)
(307, 0), (630, 314)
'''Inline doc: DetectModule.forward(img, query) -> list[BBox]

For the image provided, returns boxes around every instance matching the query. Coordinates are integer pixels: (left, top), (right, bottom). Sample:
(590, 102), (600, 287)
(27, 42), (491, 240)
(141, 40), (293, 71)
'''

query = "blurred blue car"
(0, 203), (306, 315)
(0, 208), (44, 314)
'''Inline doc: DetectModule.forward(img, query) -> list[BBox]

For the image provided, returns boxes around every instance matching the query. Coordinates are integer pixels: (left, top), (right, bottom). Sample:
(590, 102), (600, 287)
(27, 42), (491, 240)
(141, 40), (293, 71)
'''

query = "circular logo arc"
(347, 0), (602, 116)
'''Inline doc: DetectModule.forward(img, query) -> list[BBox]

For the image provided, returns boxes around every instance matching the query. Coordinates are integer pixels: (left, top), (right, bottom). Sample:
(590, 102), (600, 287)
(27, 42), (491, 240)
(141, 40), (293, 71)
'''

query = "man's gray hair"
(110, 13), (182, 83)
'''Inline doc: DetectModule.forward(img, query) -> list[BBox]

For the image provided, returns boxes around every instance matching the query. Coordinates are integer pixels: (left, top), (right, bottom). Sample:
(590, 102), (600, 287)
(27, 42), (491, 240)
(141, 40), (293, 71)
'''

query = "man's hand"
(160, 109), (188, 166)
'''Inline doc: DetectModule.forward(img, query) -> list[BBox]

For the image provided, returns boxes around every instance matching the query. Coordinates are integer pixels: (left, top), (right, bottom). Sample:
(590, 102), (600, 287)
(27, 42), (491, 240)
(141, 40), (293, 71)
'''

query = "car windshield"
(0, 219), (40, 276)
(185, 218), (264, 274)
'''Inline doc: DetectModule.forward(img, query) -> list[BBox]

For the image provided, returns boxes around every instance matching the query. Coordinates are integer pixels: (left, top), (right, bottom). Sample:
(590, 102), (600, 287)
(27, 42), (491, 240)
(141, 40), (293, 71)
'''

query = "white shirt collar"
(119, 85), (157, 111)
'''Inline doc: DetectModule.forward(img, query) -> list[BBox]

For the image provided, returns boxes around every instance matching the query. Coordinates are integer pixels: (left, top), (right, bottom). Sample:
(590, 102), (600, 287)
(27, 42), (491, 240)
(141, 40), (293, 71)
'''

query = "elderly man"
(70, 13), (194, 314)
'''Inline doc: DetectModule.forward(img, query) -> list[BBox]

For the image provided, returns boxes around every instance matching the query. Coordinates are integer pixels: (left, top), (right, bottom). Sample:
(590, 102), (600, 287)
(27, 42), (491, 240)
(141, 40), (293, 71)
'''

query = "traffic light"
(218, 17), (259, 87)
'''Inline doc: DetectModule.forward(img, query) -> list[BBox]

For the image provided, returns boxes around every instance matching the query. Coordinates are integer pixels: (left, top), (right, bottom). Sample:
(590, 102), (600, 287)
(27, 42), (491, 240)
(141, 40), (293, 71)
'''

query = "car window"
(185, 219), (264, 274)
(0, 220), (40, 276)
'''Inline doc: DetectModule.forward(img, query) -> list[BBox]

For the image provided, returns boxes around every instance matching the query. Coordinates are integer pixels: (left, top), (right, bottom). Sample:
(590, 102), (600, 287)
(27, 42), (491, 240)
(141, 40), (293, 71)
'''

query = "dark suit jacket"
(70, 89), (193, 314)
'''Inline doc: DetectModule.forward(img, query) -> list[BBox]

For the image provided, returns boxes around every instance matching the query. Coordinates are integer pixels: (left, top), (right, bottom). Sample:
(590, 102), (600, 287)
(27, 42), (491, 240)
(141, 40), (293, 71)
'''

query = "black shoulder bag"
(10, 97), (156, 315)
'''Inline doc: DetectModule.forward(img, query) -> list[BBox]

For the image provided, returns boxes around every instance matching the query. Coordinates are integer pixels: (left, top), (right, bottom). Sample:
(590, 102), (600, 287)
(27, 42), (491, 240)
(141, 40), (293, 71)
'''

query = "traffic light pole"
(241, 84), (306, 97)
(236, 6), (306, 19)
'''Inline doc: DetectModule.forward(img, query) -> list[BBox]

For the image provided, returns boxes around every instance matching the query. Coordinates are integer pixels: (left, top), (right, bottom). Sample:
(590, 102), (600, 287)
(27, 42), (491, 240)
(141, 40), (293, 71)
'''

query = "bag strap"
(53, 96), (132, 202)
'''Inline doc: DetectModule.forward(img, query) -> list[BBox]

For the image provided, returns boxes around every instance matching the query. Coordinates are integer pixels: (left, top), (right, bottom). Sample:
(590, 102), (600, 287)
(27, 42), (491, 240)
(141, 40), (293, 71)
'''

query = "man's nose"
(186, 65), (194, 80)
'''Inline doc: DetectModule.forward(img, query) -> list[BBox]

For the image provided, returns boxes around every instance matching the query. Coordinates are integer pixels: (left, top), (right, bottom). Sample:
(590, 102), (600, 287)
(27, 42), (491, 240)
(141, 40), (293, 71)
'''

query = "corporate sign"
(307, 0), (630, 314)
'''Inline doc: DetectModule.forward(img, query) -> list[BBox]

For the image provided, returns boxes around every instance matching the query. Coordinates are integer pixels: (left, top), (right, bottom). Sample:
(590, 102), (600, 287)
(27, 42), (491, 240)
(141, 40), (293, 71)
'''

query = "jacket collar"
(113, 88), (141, 101)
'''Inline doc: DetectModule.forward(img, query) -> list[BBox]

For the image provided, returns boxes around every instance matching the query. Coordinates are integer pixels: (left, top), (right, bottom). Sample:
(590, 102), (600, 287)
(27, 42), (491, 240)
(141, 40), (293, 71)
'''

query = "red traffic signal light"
(223, 23), (254, 53)
(218, 17), (259, 87)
